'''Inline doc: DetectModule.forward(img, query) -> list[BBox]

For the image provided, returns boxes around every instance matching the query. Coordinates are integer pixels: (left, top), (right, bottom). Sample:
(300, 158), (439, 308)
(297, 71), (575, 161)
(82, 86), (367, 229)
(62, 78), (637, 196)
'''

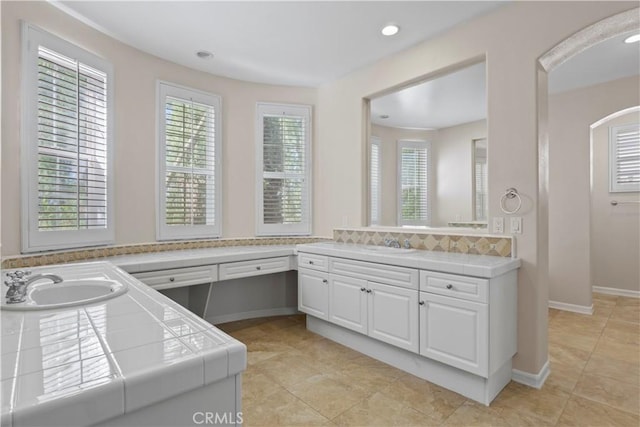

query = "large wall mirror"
(368, 60), (487, 229)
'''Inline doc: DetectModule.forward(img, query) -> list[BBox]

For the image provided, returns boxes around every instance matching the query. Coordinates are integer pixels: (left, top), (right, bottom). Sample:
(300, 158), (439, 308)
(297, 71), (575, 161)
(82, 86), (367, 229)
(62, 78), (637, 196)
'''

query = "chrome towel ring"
(500, 188), (522, 214)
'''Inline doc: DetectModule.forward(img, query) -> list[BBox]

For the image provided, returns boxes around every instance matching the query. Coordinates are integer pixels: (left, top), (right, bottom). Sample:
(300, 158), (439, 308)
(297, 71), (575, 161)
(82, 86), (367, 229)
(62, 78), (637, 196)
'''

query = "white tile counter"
(296, 242), (520, 278)
(0, 262), (246, 427)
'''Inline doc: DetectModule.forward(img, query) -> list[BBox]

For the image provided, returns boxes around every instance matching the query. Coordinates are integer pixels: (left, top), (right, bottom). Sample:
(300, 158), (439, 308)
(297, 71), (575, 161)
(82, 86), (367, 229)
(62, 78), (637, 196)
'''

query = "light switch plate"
(510, 217), (523, 234)
(492, 217), (504, 234)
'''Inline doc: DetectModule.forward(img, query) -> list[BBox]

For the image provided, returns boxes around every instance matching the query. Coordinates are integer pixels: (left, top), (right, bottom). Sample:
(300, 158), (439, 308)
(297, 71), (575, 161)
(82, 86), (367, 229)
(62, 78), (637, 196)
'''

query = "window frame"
(21, 22), (115, 253)
(255, 102), (312, 236)
(156, 81), (222, 240)
(609, 123), (640, 193)
(370, 136), (381, 225)
(396, 139), (432, 227)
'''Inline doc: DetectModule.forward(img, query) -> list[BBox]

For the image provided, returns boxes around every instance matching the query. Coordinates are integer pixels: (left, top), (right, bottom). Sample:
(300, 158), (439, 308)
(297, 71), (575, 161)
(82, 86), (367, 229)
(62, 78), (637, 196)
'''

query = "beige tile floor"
(217, 293), (640, 426)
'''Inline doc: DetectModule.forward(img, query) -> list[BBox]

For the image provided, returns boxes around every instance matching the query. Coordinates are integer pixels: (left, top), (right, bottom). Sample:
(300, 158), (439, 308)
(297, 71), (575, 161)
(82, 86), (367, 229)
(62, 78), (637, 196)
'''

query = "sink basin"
(1, 279), (128, 311)
(360, 246), (416, 254)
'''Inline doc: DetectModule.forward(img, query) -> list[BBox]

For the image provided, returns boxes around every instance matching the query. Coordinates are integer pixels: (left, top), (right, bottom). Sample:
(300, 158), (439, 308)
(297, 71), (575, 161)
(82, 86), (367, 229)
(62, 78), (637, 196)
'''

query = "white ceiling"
(53, 1), (505, 87)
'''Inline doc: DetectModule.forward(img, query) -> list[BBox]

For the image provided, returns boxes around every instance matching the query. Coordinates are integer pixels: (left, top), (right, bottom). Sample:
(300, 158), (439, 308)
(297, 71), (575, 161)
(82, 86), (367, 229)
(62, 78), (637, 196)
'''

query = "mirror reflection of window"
(473, 138), (488, 222)
(398, 140), (431, 226)
(370, 137), (381, 225)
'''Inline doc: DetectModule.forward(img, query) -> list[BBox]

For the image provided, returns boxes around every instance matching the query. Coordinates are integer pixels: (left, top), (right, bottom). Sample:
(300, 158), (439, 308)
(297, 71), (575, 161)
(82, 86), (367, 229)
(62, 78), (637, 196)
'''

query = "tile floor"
(217, 293), (640, 426)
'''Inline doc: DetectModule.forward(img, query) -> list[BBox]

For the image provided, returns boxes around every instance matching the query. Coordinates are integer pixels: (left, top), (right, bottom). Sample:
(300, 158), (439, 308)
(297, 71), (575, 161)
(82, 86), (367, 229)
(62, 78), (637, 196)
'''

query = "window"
(21, 24), (114, 252)
(370, 137), (381, 225)
(473, 138), (488, 221)
(610, 124), (640, 193)
(256, 103), (311, 235)
(157, 82), (221, 240)
(397, 140), (431, 226)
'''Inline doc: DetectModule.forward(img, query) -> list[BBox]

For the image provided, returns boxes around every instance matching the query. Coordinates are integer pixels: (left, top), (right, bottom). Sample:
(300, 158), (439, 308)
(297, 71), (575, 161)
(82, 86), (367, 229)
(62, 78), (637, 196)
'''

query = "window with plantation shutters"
(397, 140), (431, 226)
(370, 137), (381, 225)
(256, 103), (311, 236)
(610, 124), (640, 193)
(157, 82), (221, 240)
(473, 138), (488, 221)
(22, 23), (114, 252)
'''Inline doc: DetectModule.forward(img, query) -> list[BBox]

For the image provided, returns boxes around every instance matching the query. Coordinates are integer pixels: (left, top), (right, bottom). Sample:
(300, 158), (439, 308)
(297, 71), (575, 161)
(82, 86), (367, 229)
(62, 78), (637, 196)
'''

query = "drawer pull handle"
(322, 279), (328, 284)
(419, 301), (425, 306)
(446, 284), (453, 290)
(169, 277), (175, 282)
(309, 261), (314, 265)
(256, 266), (261, 270)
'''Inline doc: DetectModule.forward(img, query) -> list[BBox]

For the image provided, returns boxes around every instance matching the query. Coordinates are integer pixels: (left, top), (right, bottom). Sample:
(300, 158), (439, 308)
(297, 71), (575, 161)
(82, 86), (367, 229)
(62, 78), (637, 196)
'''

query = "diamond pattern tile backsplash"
(332, 228), (512, 257)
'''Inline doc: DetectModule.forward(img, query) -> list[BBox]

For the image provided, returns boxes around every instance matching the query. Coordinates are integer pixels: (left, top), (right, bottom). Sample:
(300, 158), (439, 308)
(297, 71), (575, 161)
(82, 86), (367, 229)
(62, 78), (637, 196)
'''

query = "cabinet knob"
(322, 279), (328, 284)
(309, 261), (314, 265)
(366, 289), (372, 293)
(446, 284), (453, 290)
(169, 277), (175, 282)
(360, 287), (366, 292)
(419, 301), (425, 306)
(256, 266), (261, 270)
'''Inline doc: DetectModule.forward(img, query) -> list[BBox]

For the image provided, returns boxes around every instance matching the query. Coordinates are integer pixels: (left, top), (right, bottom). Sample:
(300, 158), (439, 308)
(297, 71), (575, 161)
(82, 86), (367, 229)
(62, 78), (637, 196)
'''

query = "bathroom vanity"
(0, 262), (246, 427)
(296, 242), (520, 405)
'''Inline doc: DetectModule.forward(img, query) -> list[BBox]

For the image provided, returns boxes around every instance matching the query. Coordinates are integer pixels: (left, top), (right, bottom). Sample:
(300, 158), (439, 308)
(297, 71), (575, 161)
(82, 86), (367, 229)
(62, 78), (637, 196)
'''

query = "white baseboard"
(512, 360), (550, 389)
(548, 300), (593, 315)
(206, 307), (298, 325)
(593, 286), (640, 299)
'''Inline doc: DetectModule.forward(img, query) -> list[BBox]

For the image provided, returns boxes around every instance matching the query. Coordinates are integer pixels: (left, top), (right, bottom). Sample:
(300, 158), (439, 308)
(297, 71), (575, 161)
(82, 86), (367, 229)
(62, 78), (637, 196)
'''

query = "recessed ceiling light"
(380, 114), (389, 119)
(196, 50), (214, 59)
(381, 24), (399, 37)
(624, 33), (640, 44)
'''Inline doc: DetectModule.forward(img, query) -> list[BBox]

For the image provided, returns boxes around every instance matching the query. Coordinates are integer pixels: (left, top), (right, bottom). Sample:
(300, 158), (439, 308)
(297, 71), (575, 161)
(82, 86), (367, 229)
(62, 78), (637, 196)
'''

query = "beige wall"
(1, 1), (317, 256)
(548, 76), (640, 307)
(315, 1), (636, 374)
(591, 111), (640, 293)
(370, 124), (435, 226)
(434, 120), (487, 227)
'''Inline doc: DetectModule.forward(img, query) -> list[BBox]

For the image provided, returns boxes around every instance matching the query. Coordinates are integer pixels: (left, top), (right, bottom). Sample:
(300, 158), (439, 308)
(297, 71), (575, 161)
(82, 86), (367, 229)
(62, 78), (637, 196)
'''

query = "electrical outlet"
(510, 217), (523, 234)
(492, 217), (504, 234)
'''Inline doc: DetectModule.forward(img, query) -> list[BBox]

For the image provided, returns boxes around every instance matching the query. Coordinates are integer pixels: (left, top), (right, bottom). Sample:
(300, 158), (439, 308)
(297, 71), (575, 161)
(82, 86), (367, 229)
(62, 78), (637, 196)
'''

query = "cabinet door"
(368, 282), (419, 353)
(298, 269), (329, 320)
(329, 275), (368, 334)
(419, 292), (488, 377)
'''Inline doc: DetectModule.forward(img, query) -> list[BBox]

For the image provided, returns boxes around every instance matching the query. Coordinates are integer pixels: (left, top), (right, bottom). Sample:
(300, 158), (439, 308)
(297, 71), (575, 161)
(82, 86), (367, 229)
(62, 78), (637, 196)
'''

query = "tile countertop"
(296, 242), (521, 278)
(0, 262), (246, 427)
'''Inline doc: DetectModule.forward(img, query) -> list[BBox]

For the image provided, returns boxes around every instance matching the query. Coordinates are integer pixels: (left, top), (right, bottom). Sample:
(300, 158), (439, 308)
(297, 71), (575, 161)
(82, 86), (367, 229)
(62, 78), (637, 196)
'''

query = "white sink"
(360, 245), (416, 254)
(1, 279), (128, 311)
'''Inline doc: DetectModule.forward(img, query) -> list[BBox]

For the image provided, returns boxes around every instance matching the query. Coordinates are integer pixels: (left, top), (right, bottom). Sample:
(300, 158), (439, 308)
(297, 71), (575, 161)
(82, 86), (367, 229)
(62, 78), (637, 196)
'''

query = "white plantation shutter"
(370, 137), (381, 225)
(474, 138), (488, 221)
(610, 124), (640, 192)
(22, 24), (114, 252)
(397, 140), (431, 226)
(158, 82), (221, 240)
(257, 103), (311, 235)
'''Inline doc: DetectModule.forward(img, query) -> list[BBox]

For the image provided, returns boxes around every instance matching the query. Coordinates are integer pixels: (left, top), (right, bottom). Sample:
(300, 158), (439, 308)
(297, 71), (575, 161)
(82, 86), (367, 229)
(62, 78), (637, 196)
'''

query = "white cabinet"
(328, 275), (367, 334)
(132, 265), (217, 290)
(218, 256), (290, 280)
(298, 268), (329, 320)
(369, 282), (419, 353)
(419, 292), (488, 376)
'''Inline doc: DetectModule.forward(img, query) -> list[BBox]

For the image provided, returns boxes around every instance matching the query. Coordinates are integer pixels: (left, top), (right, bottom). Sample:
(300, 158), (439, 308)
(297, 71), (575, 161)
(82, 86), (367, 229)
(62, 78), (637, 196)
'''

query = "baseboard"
(512, 360), (550, 389)
(593, 286), (640, 299)
(548, 300), (593, 315)
(206, 307), (298, 325)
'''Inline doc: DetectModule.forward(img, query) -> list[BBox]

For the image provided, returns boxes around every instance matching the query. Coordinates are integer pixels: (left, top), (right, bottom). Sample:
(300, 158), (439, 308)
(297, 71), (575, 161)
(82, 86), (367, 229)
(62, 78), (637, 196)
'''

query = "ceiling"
(53, 1), (505, 87)
(52, 1), (638, 130)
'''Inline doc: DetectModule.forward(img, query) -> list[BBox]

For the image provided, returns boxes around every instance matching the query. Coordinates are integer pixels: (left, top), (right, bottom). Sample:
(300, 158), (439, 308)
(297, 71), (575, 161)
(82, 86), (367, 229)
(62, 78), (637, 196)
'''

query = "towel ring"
(500, 188), (522, 214)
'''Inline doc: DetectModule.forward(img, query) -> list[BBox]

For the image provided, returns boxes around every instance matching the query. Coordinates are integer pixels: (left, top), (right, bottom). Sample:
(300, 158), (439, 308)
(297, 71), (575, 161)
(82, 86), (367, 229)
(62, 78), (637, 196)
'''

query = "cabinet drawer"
(329, 257), (418, 289)
(133, 265), (217, 290)
(298, 253), (329, 272)
(420, 271), (488, 303)
(219, 256), (290, 280)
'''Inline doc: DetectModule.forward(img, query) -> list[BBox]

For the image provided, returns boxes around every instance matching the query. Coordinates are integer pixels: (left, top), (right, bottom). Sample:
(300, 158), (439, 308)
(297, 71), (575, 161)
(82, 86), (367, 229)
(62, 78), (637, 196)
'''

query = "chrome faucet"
(4, 270), (63, 304)
(383, 238), (401, 248)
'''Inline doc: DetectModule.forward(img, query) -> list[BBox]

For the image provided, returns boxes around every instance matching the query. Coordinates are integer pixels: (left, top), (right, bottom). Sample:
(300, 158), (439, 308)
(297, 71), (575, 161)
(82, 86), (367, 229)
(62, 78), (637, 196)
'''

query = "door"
(329, 274), (368, 334)
(368, 282), (419, 353)
(298, 269), (329, 320)
(419, 292), (488, 377)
